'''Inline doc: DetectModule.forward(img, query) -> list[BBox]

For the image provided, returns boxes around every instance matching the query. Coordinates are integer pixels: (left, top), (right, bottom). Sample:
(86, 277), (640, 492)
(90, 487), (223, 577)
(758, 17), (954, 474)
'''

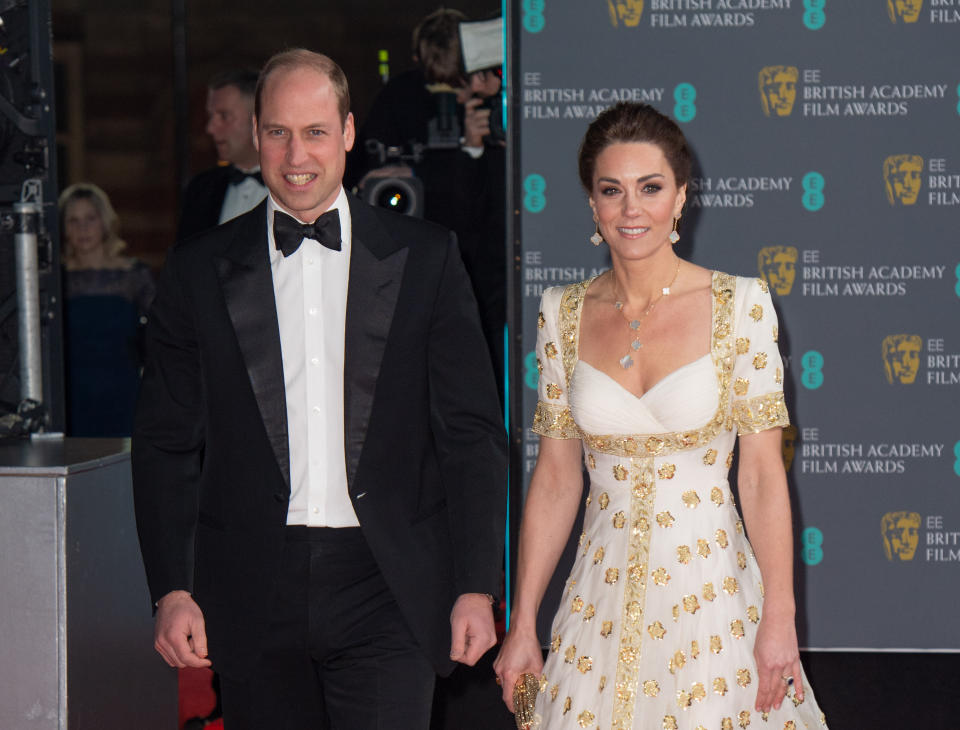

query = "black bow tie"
(227, 167), (264, 186)
(273, 209), (342, 257)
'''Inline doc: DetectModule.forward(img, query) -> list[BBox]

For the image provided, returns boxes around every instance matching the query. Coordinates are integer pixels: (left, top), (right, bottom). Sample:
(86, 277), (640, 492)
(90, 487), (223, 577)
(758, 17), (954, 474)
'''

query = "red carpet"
(178, 667), (223, 729)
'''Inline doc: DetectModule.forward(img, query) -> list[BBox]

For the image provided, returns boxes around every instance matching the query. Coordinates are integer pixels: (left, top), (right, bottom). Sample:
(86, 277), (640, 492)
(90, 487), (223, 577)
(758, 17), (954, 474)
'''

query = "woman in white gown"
(494, 103), (827, 729)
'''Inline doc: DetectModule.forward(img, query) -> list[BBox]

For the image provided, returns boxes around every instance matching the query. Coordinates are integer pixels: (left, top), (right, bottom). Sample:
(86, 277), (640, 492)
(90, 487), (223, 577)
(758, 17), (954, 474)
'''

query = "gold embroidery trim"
(612, 458), (655, 729)
(576, 272), (737, 457)
(532, 401), (580, 439)
(557, 277), (597, 389)
(731, 391), (789, 435)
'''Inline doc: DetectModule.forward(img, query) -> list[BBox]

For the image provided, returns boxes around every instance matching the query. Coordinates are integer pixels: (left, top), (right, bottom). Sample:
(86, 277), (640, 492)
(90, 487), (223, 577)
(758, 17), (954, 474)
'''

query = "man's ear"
(343, 112), (356, 153)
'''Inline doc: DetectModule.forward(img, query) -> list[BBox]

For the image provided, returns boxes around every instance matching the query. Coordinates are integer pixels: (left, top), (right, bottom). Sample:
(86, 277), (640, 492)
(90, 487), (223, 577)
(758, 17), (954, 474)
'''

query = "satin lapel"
(344, 198), (408, 489)
(214, 202), (290, 488)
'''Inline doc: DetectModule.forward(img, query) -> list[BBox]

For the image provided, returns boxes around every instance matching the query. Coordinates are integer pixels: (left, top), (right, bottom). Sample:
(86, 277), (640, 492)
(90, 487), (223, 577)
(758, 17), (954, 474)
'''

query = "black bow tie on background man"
(273, 209), (342, 257)
(227, 166), (264, 186)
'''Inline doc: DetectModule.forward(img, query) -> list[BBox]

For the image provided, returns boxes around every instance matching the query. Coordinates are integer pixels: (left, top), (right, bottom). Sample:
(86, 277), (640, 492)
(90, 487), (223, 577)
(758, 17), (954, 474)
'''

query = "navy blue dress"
(64, 261), (155, 436)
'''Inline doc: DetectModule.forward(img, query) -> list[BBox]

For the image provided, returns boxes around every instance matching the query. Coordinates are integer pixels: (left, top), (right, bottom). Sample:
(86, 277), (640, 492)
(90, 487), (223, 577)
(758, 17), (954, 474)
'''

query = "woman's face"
(589, 141), (686, 263)
(63, 198), (107, 255)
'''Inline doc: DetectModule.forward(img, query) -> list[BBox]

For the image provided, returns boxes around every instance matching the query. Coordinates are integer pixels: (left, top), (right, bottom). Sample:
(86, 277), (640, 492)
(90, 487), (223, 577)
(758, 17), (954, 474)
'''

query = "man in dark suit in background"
(176, 68), (267, 240)
(133, 49), (506, 729)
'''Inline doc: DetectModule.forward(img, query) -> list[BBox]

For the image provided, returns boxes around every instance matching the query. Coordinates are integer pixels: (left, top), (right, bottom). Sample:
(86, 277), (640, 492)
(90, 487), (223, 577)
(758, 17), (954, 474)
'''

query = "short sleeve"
(730, 277), (790, 435)
(530, 286), (579, 439)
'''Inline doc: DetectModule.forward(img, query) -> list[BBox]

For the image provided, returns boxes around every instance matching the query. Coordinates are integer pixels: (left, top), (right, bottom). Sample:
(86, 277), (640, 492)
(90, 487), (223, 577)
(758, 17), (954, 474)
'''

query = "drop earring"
(590, 211), (603, 246)
(590, 225), (603, 246)
(669, 216), (680, 244)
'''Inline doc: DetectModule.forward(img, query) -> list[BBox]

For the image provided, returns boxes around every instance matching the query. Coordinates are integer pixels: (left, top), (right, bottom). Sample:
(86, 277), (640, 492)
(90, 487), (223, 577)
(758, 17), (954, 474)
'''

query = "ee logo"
(524, 351), (540, 390)
(802, 172), (825, 211)
(956, 83), (960, 116)
(800, 350), (824, 390)
(673, 83), (696, 122)
(523, 0), (545, 33)
(801, 527), (824, 566)
(803, 0), (825, 30)
(954, 262), (960, 298)
(524, 174), (547, 213)
(954, 441), (960, 478)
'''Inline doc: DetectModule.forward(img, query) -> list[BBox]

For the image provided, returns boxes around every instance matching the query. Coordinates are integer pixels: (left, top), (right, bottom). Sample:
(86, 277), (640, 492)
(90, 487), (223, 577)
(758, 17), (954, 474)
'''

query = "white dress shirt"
(220, 167), (267, 224)
(267, 187), (358, 527)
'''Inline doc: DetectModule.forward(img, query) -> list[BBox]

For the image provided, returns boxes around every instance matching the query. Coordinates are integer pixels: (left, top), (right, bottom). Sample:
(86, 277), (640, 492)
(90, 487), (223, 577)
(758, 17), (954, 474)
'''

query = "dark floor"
(803, 651), (956, 729)
(432, 650), (958, 729)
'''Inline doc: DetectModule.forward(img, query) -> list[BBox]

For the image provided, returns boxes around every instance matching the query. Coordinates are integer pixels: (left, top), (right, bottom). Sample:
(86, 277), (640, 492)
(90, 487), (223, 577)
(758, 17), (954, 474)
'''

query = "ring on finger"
(780, 675), (794, 686)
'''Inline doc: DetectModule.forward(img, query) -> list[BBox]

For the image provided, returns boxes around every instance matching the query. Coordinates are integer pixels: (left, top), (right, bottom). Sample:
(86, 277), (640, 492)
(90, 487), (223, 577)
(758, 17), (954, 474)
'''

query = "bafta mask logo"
(888, 0), (923, 23)
(781, 424), (798, 471)
(758, 66), (798, 117)
(758, 246), (799, 296)
(883, 154), (923, 206)
(607, 0), (644, 27)
(881, 511), (921, 561)
(881, 334), (922, 384)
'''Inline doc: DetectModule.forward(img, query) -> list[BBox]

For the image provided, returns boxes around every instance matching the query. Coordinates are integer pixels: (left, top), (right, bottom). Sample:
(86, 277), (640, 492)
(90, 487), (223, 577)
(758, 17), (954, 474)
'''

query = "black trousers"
(220, 527), (436, 730)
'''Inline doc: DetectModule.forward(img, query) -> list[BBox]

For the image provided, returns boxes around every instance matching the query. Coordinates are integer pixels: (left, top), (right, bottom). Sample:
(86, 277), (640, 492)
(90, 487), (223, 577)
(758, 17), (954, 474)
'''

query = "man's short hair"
(412, 8), (468, 85)
(255, 49), (351, 126)
(208, 68), (260, 98)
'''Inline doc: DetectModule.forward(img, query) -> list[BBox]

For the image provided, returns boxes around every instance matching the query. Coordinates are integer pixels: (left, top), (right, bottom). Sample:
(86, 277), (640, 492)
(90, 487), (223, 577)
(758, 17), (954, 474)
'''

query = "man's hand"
(154, 590), (212, 669)
(463, 98), (492, 149)
(449, 592), (497, 666)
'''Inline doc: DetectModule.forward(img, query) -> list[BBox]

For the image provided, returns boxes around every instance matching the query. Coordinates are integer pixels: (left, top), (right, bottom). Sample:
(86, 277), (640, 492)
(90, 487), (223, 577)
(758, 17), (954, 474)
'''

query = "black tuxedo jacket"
(133, 195), (506, 679)
(176, 165), (233, 241)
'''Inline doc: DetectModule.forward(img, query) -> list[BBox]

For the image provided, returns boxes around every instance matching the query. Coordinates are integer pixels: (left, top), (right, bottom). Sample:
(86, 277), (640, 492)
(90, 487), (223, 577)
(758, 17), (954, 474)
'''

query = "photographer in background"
(455, 17), (506, 403)
(345, 8), (469, 227)
(347, 11), (507, 401)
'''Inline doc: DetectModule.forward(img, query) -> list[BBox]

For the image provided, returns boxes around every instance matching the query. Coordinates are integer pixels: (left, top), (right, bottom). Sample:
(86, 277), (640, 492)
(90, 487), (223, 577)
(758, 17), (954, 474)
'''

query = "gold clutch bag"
(513, 672), (539, 730)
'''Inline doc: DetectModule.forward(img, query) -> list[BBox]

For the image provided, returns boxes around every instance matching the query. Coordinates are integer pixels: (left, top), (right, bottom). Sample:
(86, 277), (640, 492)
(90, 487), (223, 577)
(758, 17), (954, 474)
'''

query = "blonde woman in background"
(59, 183), (154, 436)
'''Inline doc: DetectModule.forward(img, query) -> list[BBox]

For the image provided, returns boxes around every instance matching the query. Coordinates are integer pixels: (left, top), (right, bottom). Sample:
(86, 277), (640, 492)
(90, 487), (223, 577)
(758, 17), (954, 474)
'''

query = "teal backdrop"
(510, 0), (959, 651)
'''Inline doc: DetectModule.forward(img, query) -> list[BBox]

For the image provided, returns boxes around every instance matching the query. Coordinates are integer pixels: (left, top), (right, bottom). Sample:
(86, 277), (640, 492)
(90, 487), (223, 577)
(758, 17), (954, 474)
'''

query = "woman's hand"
(737, 429), (804, 714)
(752, 610), (804, 713)
(492, 625), (544, 713)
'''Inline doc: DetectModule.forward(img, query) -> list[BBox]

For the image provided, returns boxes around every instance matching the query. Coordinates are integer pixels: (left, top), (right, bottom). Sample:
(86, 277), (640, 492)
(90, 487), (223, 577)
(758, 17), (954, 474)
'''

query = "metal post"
(13, 200), (42, 404)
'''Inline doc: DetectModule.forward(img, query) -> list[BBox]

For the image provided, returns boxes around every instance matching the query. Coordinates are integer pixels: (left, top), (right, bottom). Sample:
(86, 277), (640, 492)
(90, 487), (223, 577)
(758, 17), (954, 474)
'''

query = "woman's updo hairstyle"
(577, 102), (692, 193)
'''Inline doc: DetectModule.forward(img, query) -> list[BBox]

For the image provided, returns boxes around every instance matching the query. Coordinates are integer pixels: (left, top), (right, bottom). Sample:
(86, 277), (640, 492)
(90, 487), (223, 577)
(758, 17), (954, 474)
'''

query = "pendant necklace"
(613, 259), (682, 369)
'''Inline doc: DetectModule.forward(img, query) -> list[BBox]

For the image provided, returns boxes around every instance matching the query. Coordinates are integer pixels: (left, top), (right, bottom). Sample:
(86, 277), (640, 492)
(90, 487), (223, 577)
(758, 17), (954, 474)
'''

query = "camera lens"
(363, 176), (424, 218)
(376, 185), (409, 211)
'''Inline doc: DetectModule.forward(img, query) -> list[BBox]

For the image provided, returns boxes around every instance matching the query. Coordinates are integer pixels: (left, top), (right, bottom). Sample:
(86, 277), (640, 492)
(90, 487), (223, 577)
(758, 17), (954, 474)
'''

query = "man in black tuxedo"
(176, 68), (267, 241)
(133, 49), (506, 729)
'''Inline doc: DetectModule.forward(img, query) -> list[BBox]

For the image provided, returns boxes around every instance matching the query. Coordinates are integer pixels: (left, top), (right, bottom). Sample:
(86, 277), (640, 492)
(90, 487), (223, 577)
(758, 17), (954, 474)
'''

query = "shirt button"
(307, 258), (315, 265)
(308, 307), (318, 316)
(311, 357), (319, 366)
(313, 406), (321, 414)
(312, 507), (319, 514)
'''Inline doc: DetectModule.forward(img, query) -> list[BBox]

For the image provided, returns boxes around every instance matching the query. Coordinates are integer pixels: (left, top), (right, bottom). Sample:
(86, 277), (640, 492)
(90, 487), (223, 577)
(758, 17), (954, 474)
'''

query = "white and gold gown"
(530, 273), (827, 730)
